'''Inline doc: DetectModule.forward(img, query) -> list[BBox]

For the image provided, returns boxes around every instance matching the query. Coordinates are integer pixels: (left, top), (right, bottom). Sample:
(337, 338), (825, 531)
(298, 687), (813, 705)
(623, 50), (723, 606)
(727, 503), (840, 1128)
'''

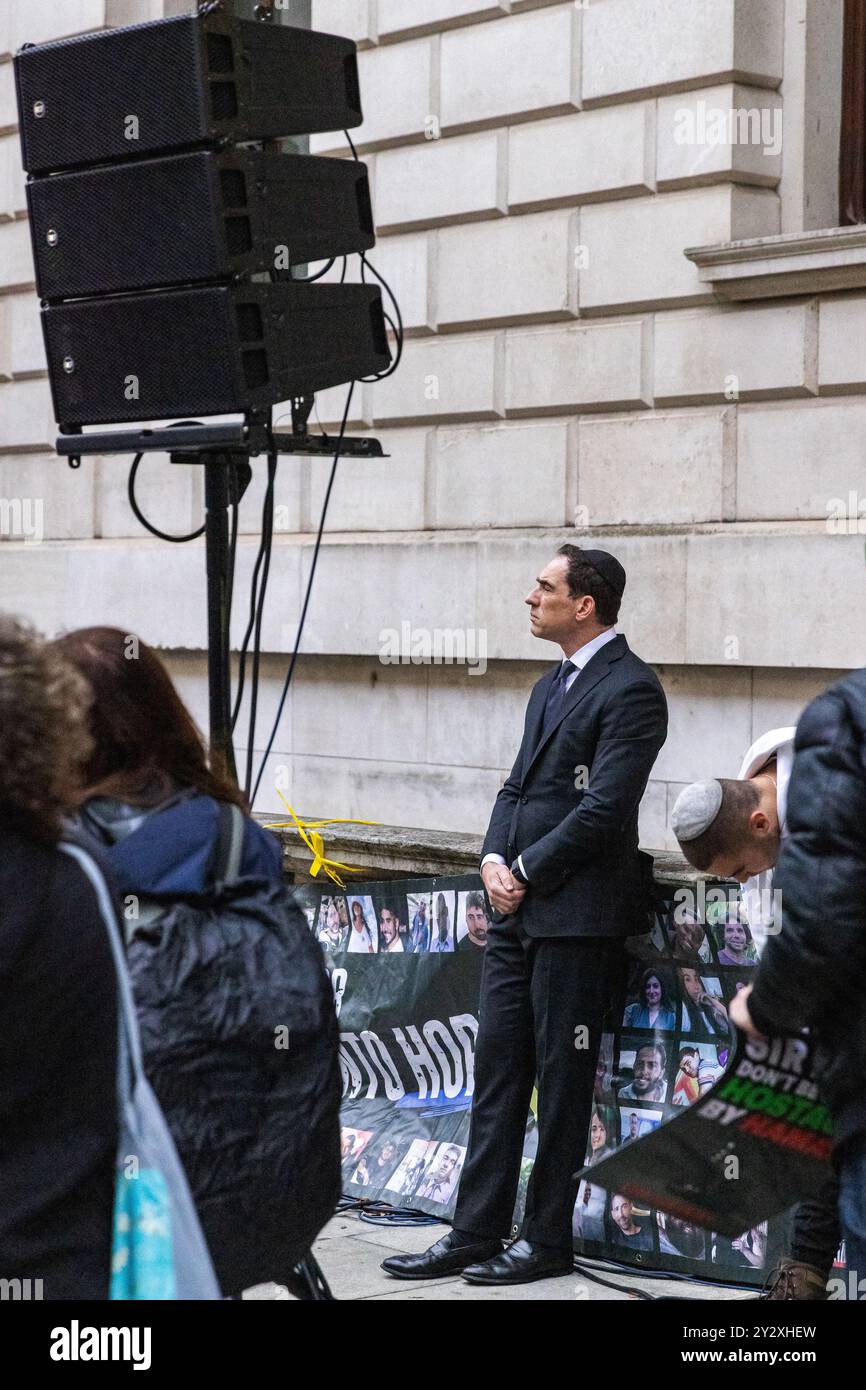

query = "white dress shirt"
(482, 628), (618, 883)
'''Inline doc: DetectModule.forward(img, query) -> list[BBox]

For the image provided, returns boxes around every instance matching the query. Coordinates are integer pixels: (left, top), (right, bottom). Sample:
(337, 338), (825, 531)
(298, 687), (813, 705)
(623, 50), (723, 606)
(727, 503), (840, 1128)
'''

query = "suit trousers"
(452, 912), (625, 1252)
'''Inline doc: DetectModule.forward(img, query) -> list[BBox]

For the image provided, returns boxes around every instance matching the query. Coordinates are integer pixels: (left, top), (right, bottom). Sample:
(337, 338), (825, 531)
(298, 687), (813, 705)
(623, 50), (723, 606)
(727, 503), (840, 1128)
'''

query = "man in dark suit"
(382, 545), (668, 1285)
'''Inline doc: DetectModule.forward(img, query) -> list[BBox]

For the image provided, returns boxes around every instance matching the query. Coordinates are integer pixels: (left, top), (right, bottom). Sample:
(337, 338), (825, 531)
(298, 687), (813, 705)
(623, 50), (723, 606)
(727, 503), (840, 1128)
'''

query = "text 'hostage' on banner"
(577, 1031), (832, 1238)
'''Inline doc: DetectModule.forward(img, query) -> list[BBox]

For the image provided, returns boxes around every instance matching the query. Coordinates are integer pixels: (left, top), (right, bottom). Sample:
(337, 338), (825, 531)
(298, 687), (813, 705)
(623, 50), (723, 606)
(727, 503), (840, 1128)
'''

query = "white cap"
(671, 780), (723, 843)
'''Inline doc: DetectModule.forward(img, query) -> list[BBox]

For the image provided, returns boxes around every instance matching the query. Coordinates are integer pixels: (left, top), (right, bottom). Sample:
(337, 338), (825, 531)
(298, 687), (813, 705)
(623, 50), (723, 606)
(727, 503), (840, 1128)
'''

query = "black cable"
(358, 254), (404, 379)
(231, 468), (272, 731)
(576, 1252), (757, 1300)
(335, 1197), (440, 1226)
(231, 506), (270, 734)
(128, 452), (206, 543)
(243, 452), (277, 799)
(128, 443), (240, 782)
(369, 257), (404, 345)
(343, 131), (404, 382)
(572, 1258), (657, 1301)
(575, 1252), (754, 1296)
(360, 1209), (440, 1228)
(250, 383), (354, 805)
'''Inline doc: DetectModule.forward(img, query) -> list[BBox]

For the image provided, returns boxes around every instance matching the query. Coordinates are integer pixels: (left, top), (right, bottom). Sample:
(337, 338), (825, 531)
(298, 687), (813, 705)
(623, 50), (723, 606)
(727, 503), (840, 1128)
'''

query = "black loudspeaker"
(28, 149), (375, 300)
(42, 283), (390, 426)
(15, 11), (361, 174)
(16, 8), (391, 432)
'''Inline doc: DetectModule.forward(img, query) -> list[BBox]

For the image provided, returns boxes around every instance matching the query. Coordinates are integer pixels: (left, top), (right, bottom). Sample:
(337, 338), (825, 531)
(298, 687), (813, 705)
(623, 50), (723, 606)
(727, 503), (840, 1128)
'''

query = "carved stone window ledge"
(685, 225), (866, 301)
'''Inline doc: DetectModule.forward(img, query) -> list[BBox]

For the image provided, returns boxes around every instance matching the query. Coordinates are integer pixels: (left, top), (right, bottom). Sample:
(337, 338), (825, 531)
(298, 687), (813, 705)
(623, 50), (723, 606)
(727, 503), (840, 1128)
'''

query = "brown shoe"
(761, 1258), (828, 1300)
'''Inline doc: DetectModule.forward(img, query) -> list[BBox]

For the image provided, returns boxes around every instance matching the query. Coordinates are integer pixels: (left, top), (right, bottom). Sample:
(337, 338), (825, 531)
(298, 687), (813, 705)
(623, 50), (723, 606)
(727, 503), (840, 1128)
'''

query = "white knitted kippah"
(671, 780), (724, 843)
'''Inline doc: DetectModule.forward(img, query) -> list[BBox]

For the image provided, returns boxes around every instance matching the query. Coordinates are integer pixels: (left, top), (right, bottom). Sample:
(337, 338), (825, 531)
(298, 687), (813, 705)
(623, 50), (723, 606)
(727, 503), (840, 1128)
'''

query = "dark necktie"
(541, 659), (576, 739)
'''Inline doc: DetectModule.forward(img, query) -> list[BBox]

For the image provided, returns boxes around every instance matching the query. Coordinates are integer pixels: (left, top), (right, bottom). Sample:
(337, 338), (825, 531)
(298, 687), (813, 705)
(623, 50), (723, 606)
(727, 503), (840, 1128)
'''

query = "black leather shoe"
(381, 1232), (502, 1280)
(462, 1238), (574, 1285)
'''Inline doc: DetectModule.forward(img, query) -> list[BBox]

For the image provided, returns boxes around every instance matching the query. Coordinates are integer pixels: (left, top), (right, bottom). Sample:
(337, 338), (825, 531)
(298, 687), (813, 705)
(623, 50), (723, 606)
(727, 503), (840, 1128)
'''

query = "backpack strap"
(212, 802), (246, 890)
(59, 840), (145, 1112)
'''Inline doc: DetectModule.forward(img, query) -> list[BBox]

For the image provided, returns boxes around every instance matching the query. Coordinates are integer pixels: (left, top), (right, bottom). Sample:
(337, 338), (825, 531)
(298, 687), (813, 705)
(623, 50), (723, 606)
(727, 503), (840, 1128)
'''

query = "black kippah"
(581, 548), (626, 600)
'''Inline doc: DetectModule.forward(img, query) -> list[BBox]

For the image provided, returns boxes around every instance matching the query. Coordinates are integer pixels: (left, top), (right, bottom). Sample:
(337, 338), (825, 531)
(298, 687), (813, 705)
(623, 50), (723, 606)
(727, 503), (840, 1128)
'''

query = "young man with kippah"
(671, 726), (795, 945)
(672, 727), (840, 1301)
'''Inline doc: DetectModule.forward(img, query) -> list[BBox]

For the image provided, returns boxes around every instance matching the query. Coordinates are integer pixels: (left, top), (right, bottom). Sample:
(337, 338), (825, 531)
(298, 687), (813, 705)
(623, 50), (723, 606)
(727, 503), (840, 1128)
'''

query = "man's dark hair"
(465, 890), (488, 916)
(377, 897), (404, 924)
(678, 779), (760, 872)
(636, 1041), (667, 1067)
(557, 544), (621, 626)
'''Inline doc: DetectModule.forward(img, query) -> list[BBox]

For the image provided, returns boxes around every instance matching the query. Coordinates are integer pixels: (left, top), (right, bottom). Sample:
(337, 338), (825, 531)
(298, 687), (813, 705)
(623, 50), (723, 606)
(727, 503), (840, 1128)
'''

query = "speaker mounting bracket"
(56, 420), (388, 463)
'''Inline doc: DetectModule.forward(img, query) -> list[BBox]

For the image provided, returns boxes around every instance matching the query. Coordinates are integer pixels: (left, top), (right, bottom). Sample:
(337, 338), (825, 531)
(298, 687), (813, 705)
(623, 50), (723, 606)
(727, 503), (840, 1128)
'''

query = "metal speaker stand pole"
(203, 452), (239, 786)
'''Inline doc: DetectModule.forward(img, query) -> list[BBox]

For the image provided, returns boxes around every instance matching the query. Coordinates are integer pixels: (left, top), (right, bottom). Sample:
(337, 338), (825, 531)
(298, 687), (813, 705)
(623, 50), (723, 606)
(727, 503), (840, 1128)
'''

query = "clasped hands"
(481, 860), (527, 916)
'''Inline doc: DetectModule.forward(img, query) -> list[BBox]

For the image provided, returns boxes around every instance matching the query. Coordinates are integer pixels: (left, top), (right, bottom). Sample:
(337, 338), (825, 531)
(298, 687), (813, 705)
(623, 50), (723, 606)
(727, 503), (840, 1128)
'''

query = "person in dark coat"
(730, 669), (866, 1288)
(55, 626), (340, 1296)
(383, 545), (667, 1285)
(0, 617), (118, 1300)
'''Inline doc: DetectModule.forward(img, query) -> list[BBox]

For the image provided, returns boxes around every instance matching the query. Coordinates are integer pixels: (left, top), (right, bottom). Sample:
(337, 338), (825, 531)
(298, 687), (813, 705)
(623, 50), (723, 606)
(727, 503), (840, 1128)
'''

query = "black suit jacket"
(481, 634), (668, 938)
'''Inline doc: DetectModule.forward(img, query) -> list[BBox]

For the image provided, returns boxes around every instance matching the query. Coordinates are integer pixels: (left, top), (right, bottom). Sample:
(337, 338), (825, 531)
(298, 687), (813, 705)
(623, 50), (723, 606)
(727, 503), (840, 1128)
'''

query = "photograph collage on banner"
(296, 882), (492, 957)
(574, 893), (773, 1278)
(294, 874), (486, 1221)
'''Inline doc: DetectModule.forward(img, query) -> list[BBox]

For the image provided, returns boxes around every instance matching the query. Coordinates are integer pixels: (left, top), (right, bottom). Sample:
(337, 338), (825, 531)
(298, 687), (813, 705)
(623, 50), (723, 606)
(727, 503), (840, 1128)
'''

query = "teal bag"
(110, 1167), (176, 1301)
(60, 841), (220, 1301)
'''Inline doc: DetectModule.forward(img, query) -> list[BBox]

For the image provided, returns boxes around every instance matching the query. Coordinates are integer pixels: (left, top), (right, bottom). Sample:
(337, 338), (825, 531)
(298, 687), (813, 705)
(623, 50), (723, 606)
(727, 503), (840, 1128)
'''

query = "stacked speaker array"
(15, 10), (390, 429)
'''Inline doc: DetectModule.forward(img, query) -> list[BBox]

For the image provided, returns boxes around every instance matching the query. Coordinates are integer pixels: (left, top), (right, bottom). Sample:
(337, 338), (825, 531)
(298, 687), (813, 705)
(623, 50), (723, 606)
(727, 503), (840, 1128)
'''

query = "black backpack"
(125, 803), (341, 1296)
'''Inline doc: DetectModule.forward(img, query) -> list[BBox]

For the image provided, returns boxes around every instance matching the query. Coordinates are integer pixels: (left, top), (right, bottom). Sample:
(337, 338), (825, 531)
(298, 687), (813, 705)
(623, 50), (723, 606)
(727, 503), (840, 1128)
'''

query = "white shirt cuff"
(480, 851), (529, 882)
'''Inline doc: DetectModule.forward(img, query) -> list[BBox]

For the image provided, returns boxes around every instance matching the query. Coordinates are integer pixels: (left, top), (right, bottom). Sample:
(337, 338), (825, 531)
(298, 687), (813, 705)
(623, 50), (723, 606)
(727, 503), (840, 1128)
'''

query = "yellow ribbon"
(268, 791), (382, 888)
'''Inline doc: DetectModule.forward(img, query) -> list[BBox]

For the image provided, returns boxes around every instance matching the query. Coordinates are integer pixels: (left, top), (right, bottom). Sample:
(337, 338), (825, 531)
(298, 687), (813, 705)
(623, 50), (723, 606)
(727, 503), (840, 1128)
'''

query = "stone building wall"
(1, 0), (864, 848)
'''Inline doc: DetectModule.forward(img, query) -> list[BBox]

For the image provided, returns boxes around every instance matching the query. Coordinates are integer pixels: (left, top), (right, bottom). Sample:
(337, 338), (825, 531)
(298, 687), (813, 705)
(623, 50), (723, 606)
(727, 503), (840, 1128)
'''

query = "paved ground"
(245, 1213), (759, 1301)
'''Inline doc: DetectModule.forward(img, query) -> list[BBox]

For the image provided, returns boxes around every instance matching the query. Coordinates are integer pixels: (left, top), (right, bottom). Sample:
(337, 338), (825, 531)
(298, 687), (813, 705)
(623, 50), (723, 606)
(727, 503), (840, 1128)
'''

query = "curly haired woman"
(0, 617), (119, 1299)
